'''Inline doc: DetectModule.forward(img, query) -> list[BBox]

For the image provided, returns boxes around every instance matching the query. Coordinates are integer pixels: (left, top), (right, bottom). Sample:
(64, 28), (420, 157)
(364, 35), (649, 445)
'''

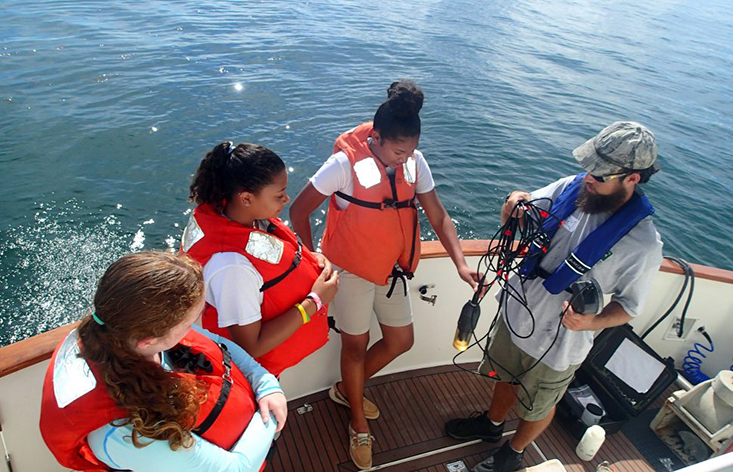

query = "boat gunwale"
(1, 239), (731, 378)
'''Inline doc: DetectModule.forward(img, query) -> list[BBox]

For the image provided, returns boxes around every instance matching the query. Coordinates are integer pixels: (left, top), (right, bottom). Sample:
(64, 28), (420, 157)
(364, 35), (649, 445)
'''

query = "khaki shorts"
(479, 317), (579, 421)
(331, 267), (413, 335)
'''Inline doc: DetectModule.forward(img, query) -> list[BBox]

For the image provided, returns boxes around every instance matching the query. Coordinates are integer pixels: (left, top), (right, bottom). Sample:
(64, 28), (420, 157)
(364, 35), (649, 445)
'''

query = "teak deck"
(265, 364), (661, 472)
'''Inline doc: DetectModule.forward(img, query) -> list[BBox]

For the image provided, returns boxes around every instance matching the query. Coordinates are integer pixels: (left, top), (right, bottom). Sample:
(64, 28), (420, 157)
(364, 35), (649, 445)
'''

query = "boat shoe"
(329, 382), (380, 420)
(349, 425), (374, 470)
(472, 440), (524, 472)
(445, 411), (504, 442)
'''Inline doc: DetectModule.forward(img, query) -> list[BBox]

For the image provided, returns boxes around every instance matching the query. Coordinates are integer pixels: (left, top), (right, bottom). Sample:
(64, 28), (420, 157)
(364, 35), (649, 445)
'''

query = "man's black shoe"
(445, 411), (504, 442)
(472, 440), (524, 472)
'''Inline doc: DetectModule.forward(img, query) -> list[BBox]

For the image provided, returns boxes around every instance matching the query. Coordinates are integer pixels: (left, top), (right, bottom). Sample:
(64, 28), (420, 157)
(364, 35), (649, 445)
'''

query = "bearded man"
(445, 122), (664, 472)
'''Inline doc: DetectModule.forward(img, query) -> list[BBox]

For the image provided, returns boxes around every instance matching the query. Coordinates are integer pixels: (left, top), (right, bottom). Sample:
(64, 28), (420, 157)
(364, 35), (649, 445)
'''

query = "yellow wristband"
(295, 303), (310, 325)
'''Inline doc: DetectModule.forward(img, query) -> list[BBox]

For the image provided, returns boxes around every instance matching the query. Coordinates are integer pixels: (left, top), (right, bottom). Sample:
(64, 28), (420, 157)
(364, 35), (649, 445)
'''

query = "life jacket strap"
(260, 241), (302, 292)
(327, 316), (341, 334)
(406, 197), (419, 277)
(534, 251), (593, 280)
(386, 266), (414, 299)
(334, 191), (415, 210)
(564, 252), (592, 276)
(192, 343), (233, 437)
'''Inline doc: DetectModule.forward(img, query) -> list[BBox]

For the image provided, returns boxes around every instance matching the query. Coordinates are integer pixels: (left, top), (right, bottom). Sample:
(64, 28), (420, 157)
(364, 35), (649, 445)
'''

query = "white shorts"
(331, 267), (413, 335)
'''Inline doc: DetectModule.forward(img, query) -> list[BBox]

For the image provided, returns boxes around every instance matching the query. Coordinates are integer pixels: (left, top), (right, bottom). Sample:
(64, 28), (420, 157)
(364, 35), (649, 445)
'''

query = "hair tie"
(228, 142), (236, 155)
(92, 311), (105, 326)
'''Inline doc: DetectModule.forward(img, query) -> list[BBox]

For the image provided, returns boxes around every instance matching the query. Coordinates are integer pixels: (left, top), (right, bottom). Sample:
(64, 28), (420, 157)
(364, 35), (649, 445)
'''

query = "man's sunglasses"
(589, 171), (629, 183)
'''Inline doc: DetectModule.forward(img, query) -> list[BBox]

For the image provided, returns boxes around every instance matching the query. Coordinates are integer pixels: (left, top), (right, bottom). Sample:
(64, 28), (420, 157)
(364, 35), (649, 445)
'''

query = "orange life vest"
(40, 329), (258, 472)
(321, 122), (421, 287)
(181, 205), (329, 376)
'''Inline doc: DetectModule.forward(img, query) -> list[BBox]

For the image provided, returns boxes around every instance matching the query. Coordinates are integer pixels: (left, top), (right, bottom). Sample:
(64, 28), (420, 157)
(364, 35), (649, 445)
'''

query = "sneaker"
(472, 440), (524, 472)
(445, 411), (504, 442)
(349, 425), (374, 470)
(329, 382), (380, 420)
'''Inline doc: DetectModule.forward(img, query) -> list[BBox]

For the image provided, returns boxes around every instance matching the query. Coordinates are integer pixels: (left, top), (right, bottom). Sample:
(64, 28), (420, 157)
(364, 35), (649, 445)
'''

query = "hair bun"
(386, 80), (424, 118)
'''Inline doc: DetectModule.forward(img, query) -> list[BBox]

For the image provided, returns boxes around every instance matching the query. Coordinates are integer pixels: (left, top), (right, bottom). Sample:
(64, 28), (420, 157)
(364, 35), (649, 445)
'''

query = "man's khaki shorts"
(331, 267), (413, 335)
(479, 317), (579, 421)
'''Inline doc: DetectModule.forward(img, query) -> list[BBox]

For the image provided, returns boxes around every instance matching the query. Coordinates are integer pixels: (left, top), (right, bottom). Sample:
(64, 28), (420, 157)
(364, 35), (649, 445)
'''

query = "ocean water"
(1, 0), (731, 346)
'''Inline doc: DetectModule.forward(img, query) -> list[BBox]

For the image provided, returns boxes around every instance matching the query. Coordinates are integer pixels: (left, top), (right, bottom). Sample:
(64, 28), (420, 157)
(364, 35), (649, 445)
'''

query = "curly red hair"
(78, 251), (206, 449)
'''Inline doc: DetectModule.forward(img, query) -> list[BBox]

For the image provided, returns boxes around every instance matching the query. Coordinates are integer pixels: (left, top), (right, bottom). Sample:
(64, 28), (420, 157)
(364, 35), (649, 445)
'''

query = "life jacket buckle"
(220, 344), (233, 385)
(222, 370), (233, 385)
(381, 199), (397, 210)
(386, 267), (414, 298)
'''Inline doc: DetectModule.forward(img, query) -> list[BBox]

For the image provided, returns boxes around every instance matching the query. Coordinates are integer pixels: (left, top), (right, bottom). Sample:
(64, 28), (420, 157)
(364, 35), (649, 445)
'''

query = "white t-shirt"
(500, 175), (664, 371)
(310, 149), (436, 207)
(203, 220), (270, 329)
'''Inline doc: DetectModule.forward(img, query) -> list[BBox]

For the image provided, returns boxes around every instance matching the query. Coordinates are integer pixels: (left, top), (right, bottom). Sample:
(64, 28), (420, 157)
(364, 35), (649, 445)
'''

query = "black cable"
(453, 283), (591, 411)
(674, 257), (695, 338)
(486, 286), (592, 411)
(451, 197), (584, 411)
(640, 257), (695, 340)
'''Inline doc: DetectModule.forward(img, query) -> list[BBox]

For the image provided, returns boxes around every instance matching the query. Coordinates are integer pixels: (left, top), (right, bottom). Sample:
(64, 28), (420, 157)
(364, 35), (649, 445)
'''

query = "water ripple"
(1, 0), (732, 345)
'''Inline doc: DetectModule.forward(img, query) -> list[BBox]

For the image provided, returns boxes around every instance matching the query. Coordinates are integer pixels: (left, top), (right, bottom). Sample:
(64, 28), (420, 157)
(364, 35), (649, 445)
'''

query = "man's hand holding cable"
(562, 300), (633, 331)
(561, 302), (596, 331)
(501, 191), (531, 224)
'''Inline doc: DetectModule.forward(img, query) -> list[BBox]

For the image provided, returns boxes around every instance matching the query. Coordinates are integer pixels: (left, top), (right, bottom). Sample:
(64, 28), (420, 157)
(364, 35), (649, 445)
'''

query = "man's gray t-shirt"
(499, 175), (664, 371)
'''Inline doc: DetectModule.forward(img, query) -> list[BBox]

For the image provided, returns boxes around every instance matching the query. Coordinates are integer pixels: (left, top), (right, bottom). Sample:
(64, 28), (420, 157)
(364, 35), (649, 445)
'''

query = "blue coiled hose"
(682, 330), (714, 384)
(682, 329), (733, 384)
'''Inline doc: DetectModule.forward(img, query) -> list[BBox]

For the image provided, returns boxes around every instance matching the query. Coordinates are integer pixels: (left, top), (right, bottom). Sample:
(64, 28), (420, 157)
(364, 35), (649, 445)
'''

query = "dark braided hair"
(189, 142), (285, 213)
(373, 80), (424, 141)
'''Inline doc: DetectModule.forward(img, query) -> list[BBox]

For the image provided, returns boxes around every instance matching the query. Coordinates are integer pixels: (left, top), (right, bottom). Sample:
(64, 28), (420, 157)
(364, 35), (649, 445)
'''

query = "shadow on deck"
(266, 363), (664, 472)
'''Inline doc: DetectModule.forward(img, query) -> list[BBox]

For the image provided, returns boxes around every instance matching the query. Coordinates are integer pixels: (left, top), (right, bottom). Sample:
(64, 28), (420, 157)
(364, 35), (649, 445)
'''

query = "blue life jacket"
(520, 173), (654, 294)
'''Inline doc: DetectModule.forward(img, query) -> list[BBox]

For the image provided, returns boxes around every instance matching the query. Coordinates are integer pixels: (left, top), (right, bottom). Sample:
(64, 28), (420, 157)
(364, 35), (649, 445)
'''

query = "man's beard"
(576, 184), (628, 214)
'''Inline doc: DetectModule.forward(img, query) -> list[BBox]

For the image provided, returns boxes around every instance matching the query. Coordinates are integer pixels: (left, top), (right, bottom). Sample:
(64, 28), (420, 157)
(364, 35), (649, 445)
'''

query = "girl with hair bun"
(40, 251), (287, 472)
(182, 142), (337, 378)
(290, 80), (479, 469)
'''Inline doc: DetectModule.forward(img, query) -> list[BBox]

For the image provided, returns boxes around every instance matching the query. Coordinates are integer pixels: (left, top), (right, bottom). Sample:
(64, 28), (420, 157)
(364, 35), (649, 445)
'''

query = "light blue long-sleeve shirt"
(86, 325), (283, 472)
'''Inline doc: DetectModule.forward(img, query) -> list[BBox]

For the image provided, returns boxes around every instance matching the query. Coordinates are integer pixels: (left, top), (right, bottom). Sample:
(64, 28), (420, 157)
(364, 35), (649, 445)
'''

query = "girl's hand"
(458, 264), (482, 293)
(311, 268), (339, 305)
(258, 392), (288, 432)
(312, 252), (333, 278)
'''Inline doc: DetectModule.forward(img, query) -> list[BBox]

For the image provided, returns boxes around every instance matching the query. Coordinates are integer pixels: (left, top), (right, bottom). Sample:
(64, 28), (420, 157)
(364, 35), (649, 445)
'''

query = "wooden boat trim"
(420, 240), (733, 283)
(1, 240), (731, 378)
(0, 321), (80, 377)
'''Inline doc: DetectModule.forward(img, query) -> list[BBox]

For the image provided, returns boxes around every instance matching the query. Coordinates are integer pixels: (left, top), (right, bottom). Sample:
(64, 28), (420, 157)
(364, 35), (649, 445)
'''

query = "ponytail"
(78, 252), (206, 450)
(373, 80), (424, 141)
(189, 142), (285, 212)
